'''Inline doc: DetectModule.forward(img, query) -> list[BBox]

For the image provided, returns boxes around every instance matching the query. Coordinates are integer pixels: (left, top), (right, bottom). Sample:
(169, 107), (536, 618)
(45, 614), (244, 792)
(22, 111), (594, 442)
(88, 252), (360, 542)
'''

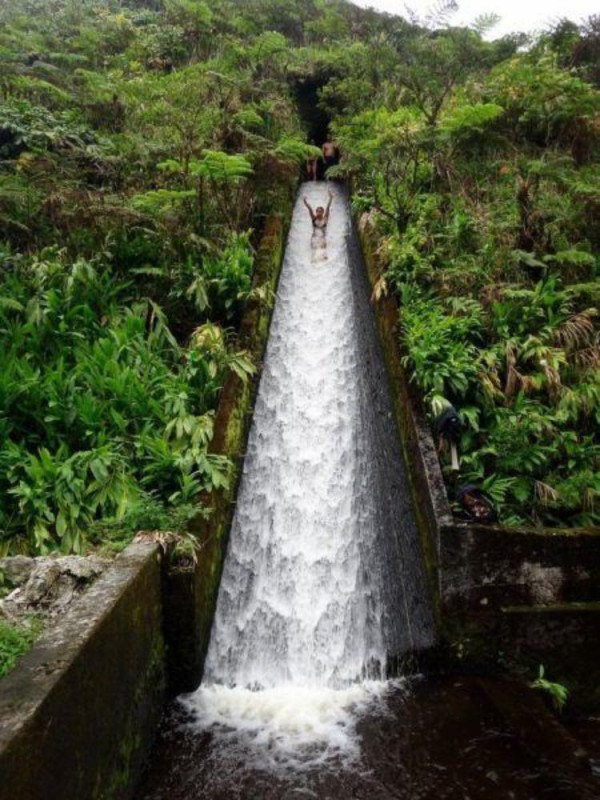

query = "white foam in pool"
(182, 681), (397, 770)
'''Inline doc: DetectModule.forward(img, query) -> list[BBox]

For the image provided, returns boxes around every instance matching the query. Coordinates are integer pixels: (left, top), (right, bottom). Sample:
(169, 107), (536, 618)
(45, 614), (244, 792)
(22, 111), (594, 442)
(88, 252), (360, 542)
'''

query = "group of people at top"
(305, 134), (339, 182)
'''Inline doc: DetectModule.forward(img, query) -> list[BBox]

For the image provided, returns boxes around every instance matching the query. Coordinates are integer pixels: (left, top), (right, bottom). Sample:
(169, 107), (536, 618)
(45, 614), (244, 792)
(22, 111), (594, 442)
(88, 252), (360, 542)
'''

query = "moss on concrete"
(100, 636), (165, 799)
(0, 542), (165, 800)
(354, 215), (447, 620)
(443, 602), (600, 712)
(164, 204), (293, 693)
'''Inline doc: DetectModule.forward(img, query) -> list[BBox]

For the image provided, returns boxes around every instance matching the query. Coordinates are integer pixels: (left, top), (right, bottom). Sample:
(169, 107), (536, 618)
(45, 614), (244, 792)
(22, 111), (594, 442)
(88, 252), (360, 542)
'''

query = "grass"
(0, 619), (40, 680)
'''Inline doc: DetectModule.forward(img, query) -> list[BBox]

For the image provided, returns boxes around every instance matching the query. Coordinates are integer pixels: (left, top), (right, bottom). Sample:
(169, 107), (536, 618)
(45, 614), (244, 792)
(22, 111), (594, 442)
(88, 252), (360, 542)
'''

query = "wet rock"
(59, 555), (107, 582)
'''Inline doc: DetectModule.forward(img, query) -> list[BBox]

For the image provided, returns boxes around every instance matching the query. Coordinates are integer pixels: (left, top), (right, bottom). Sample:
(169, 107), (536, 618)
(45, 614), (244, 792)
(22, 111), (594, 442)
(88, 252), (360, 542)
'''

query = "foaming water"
(181, 681), (400, 771)
(183, 182), (434, 770)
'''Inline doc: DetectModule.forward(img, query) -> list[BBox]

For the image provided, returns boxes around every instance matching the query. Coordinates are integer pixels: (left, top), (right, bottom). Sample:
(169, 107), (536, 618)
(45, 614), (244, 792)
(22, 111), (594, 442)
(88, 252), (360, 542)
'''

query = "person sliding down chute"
(303, 189), (333, 230)
(303, 189), (333, 264)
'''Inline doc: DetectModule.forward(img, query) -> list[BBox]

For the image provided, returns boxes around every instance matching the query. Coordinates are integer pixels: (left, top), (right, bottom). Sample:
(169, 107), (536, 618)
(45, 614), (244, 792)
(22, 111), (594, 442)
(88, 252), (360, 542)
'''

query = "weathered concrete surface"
(441, 522), (600, 610)
(355, 212), (451, 616)
(439, 520), (600, 708)
(447, 604), (600, 711)
(0, 554), (110, 627)
(164, 209), (292, 693)
(0, 542), (165, 800)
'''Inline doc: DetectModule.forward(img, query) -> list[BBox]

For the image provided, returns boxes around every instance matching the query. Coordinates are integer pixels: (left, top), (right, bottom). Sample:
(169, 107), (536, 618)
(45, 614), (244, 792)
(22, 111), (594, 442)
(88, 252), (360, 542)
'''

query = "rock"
(59, 556), (108, 582)
(0, 599), (20, 625)
(1, 555), (111, 620)
(0, 556), (35, 587)
(21, 561), (62, 605)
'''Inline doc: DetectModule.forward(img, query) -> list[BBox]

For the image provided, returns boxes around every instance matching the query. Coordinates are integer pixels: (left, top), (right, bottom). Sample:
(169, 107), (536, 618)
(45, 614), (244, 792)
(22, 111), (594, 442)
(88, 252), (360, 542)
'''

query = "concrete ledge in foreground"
(0, 541), (165, 800)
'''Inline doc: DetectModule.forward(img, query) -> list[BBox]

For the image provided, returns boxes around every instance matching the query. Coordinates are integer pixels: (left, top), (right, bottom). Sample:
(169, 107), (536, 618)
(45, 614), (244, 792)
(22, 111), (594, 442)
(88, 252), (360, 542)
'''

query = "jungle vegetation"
(329, 11), (600, 526)
(0, 0), (598, 554)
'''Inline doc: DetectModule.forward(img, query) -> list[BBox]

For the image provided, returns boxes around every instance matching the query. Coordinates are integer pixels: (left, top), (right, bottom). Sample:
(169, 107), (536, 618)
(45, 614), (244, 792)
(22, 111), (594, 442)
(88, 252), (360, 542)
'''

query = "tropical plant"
(0, 619), (40, 679)
(530, 664), (569, 712)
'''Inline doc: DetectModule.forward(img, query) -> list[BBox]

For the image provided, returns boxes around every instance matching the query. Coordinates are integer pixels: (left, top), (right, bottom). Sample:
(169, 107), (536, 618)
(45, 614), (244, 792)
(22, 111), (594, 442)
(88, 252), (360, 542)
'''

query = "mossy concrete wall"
(441, 522), (600, 610)
(439, 517), (600, 700)
(0, 542), (164, 800)
(164, 208), (291, 693)
(355, 214), (451, 618)
(355, 212), (600, 706)
(447, 603), (600, 711)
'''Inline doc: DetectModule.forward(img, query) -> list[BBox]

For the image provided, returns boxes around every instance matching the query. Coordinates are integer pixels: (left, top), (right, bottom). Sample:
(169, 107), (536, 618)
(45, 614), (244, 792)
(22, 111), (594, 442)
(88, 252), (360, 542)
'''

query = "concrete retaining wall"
(0, 542), (164, 800)
(446, 603), (600, 710)
(441, 522), (600, 610)
(354, 214), (450, 615)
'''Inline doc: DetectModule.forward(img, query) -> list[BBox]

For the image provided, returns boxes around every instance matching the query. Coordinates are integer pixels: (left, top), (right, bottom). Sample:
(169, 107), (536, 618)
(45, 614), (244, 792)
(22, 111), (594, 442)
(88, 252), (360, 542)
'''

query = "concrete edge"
(0, 542), (159, 730)
(0, 541), (164, 800)
(353, 213), (451, 611)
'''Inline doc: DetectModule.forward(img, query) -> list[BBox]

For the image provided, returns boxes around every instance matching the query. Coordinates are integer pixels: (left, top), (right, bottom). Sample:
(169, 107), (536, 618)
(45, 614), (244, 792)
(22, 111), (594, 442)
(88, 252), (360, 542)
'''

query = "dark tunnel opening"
(293, 76), (332, 146)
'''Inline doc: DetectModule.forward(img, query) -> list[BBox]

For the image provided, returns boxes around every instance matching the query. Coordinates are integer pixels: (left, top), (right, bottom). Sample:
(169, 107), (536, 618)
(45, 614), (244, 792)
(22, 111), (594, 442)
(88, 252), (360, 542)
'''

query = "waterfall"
(180, 183), (434, 769)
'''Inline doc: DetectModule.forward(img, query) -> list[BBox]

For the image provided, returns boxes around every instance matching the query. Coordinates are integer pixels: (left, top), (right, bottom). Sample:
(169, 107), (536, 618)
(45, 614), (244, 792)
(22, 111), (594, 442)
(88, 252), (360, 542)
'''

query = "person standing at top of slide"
(321, 134), (338, 174)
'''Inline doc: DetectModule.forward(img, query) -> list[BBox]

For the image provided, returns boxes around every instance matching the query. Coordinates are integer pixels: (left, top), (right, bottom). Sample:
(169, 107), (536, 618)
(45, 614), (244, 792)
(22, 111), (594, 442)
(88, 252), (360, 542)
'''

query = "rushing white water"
(182, 182), (433, 768)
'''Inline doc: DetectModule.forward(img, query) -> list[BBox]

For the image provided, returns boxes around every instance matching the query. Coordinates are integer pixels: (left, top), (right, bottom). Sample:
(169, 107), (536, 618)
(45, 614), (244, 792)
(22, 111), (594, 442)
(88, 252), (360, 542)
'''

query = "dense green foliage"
(0, 0), (317, 553)
(0, 0), (598, 549)
(326, 13), (600, 526)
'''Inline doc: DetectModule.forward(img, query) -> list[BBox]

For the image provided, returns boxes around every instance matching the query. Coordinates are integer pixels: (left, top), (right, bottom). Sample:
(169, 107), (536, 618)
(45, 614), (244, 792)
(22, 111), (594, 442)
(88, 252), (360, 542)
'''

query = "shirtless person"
(321, 135), (337, 175)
